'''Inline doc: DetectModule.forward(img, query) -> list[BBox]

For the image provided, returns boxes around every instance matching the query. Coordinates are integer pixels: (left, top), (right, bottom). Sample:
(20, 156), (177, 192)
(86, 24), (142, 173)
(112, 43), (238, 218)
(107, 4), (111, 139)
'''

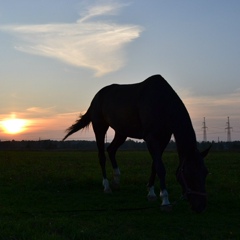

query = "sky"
(0, 0), (240, 142)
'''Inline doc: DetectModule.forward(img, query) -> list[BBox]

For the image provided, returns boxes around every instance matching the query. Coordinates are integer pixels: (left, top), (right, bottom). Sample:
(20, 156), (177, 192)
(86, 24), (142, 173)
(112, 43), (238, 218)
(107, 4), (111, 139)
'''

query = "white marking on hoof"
(160, 189), (171, 206)
(103, 179), (112, 193)
(147, 186), (157, 201)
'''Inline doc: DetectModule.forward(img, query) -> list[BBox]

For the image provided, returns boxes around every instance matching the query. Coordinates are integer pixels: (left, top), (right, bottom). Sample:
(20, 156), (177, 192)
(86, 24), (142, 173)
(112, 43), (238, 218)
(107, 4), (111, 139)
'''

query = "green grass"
(0, 150), (239, 239)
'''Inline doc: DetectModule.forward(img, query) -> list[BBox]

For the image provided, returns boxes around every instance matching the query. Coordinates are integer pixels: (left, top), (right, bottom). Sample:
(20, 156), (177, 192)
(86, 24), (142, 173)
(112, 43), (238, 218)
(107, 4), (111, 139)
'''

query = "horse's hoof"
(111, 181), (120, 190)
(111, 179), (120, 188)
(104, 188), (112, 193)
(147, 195), (158, 202)
(160, 204), (172, 212)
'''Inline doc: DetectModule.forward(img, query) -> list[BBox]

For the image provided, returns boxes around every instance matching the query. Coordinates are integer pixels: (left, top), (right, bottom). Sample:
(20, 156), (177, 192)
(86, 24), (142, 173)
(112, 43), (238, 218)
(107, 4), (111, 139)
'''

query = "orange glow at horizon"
(1, 118), (29, 134)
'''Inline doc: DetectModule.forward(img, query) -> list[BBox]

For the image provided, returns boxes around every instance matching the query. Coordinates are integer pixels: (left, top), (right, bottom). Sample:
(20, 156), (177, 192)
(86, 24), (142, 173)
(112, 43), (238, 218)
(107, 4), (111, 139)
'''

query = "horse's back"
(89, 75), (185, 138)
(92, 74), (175, 115)
(96, 74), (174, 101)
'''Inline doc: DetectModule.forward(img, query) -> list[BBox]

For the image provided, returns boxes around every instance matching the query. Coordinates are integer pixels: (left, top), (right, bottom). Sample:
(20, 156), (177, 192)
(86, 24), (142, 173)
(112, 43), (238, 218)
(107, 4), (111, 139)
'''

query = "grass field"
(0, 150), (239, 240)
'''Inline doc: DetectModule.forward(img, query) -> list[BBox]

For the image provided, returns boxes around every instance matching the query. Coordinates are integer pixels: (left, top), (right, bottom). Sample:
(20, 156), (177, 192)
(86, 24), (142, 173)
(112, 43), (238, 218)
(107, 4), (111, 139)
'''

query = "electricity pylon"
(202, 117), (208, 142)
(225, 116), (232, 142)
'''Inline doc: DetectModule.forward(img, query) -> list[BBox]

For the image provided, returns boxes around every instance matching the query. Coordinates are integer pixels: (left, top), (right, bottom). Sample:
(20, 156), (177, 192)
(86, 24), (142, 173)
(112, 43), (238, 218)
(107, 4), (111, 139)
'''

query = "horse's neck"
(172, 116), (197, 157)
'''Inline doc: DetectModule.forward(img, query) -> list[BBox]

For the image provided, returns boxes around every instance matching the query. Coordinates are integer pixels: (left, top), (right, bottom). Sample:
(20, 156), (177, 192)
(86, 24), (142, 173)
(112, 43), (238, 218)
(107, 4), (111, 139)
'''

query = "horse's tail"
(62, 109), (91, 141)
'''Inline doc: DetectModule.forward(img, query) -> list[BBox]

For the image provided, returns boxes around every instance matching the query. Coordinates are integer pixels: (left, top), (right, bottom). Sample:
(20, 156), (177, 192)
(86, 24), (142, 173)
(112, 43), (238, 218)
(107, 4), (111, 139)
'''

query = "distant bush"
(1, 139), (239, 151)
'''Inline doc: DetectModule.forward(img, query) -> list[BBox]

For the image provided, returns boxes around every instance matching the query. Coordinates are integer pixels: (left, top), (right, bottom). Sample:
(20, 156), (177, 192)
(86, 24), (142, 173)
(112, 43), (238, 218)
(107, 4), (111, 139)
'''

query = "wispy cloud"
(78, 1), (126, 23)
(26, 106), (55, 115)
(0, 1), (143, 76)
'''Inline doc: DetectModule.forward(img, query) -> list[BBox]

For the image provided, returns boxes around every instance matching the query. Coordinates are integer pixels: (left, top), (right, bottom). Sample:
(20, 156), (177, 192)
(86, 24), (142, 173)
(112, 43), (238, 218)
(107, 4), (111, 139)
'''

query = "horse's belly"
(110, 121), (143, 139)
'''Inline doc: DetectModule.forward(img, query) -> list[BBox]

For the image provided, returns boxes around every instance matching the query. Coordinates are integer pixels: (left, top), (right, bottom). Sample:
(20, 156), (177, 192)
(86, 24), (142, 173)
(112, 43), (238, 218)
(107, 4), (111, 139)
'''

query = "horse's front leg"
(154, 159), (171, 207)
(146, 139), (171, 208)
(147, 161), (170, 206)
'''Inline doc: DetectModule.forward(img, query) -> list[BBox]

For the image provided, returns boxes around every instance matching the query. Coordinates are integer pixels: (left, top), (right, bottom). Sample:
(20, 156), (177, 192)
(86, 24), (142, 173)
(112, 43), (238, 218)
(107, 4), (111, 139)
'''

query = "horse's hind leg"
(107, 133), (126, 188)
(147, 162), (157, 201)
(93, 123), (111, 193)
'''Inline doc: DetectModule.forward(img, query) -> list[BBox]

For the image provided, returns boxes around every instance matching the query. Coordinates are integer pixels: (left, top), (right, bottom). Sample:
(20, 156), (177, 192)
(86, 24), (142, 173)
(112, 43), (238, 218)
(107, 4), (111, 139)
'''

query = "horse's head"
(176, 146), (211, 213)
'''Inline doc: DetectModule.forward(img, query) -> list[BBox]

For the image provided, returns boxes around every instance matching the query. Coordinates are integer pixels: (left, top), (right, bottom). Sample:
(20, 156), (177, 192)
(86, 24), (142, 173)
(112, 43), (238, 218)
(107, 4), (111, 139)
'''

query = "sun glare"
(1, 118), (28, 134)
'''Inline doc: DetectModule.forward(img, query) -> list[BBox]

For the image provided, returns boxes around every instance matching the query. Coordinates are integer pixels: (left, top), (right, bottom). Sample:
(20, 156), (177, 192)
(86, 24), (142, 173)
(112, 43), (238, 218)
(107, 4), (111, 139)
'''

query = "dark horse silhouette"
(63, 75), (210, 213)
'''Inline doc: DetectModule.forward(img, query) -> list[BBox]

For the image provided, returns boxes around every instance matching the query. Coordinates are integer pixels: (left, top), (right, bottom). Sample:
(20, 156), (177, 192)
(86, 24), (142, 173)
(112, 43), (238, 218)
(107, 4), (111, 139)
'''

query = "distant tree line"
(0, 139), (240, 151)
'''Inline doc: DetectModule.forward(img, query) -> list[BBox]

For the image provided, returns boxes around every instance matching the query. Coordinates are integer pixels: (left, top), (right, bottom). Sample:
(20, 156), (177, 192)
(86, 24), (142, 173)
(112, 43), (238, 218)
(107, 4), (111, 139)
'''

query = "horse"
(63, 74), (210, 213)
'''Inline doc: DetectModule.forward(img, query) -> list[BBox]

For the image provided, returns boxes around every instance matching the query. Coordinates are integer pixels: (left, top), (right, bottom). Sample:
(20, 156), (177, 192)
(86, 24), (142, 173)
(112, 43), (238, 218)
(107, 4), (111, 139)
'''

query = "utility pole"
(225, 116), (232, 142)
(202, 117), (208, 142)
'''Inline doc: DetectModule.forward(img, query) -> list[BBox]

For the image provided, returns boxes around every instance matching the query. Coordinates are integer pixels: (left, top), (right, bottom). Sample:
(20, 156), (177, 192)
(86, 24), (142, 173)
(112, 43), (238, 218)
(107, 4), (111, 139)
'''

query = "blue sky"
(0, 0), (240, 142)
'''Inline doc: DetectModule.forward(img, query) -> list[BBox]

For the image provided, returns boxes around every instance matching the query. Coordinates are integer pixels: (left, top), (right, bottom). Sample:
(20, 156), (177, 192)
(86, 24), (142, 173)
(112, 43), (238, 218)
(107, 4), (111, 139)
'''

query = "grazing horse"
(63, 75), (210, 213)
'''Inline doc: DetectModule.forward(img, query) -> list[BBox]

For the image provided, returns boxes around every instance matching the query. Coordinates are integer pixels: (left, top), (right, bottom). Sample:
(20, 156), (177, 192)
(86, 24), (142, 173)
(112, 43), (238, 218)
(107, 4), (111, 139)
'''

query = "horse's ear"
(200, 145), (211, 158)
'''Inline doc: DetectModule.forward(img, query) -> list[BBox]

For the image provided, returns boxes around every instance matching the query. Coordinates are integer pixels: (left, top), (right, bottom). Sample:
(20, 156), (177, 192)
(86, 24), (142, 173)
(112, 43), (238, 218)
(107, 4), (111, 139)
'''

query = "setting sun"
(1, 118), (28, 134)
